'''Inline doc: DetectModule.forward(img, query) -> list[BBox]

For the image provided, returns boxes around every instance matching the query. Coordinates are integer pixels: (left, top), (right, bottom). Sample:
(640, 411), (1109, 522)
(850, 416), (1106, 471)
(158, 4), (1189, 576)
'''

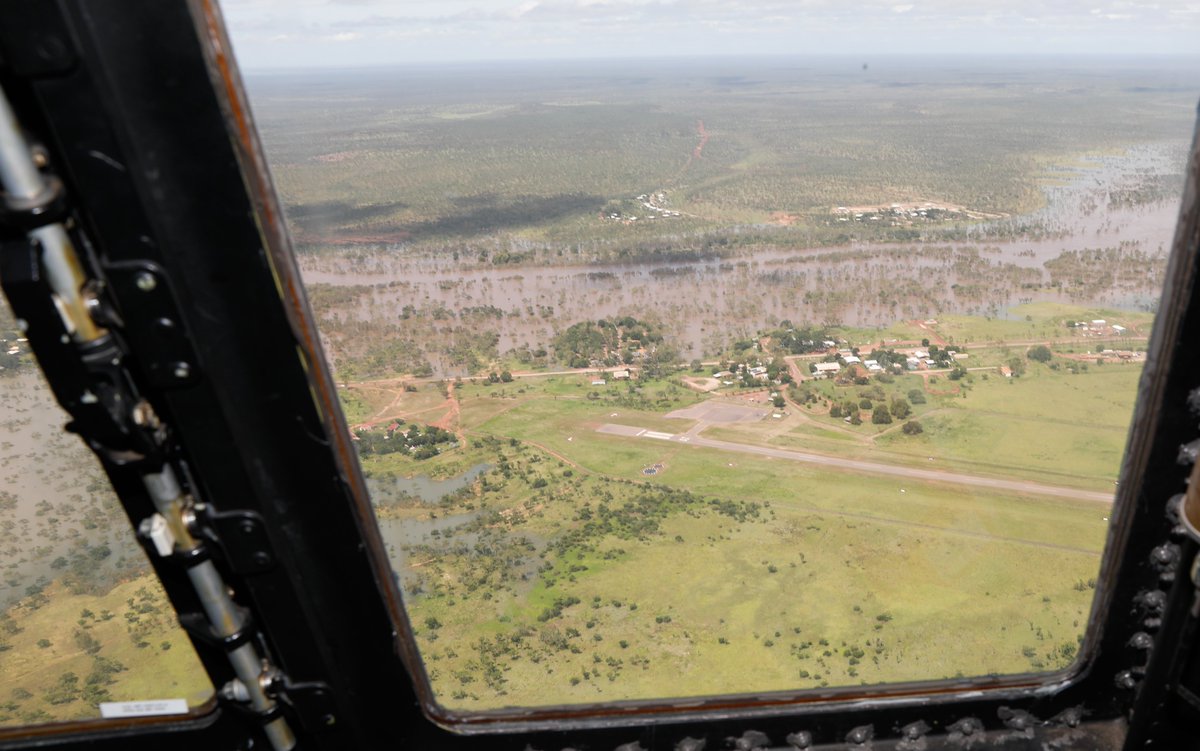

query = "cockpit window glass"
(0, 296), (213, 727)
(222, 0), (1196, 713)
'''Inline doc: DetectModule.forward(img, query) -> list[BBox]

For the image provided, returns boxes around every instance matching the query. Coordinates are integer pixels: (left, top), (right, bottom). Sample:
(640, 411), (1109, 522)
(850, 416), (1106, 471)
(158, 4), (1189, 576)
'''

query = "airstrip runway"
(595, 423), (1113, 504)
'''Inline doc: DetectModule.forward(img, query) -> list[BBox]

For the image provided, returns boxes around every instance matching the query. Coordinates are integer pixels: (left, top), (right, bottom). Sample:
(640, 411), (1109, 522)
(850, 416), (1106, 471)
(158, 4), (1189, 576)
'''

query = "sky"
(218, 0), (1200, 69)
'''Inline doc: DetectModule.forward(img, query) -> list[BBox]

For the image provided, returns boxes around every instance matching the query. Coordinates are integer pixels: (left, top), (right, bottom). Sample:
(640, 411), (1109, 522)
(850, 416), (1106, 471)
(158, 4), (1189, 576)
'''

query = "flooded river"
(299, 143), (1182, 373)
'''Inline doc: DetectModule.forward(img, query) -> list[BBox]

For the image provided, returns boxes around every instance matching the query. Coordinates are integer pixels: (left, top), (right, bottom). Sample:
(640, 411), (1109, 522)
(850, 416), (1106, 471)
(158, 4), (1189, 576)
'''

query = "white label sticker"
(99, 699), (189, 718)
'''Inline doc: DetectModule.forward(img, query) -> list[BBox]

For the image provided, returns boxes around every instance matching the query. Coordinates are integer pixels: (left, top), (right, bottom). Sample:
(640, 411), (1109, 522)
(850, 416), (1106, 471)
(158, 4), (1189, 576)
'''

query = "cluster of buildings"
(1070, 319), (1128, 337)
(712, 363), (775, 387)
(603, 192), (682, 223)
(808, 347), (965, 380)
(831, 202), (964, 225)
(591, 367), (635, 386)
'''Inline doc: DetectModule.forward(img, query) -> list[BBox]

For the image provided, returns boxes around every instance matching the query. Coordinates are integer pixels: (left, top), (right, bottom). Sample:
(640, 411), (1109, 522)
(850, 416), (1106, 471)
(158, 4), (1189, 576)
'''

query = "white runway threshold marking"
(644, 431), (675, 440)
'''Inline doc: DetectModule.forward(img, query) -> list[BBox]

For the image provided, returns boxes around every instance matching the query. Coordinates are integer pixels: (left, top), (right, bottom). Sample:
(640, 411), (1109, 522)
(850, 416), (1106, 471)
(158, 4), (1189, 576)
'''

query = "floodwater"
(299, 143), (1182, 373)
(0, 369), (145, 610)
(368, 462), (545, 590)
(367, 462), (491, 505)
(368, 463), (493, 573)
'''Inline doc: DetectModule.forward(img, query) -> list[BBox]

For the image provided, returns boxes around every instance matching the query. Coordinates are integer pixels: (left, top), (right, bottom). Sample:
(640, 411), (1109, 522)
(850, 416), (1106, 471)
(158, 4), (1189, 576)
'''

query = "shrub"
(1027, 345), (1052, 363)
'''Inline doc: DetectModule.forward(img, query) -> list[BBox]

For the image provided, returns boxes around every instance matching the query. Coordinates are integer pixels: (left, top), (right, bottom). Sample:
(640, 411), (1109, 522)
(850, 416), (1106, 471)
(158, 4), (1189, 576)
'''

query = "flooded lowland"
(300, 143), (1180, 375)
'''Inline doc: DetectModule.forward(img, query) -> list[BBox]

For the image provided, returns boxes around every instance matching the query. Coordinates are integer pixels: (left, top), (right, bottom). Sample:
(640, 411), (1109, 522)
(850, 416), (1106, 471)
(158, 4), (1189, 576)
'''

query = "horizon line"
(237, 51), (1200, 74)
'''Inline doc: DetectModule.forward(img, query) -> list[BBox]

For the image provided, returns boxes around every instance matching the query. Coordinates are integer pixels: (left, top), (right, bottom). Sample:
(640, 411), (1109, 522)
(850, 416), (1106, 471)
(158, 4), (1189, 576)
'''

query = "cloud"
(510, 1), (539, 18)
(217, 0), (1200, 67)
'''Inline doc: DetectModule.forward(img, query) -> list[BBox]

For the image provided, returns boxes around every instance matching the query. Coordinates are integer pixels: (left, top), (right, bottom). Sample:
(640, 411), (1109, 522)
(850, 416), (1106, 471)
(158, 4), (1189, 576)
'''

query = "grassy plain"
(352, 348), (1118, 709)
(757, 362), (1140, 490)
(0, 577), (211, 725)
(928, 303), (1155, 345)
(388, 432), (1104, 709)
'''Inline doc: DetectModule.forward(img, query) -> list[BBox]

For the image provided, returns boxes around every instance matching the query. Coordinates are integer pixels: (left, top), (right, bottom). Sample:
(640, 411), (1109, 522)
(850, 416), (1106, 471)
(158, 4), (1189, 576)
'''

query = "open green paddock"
(774, 360), (1140, 490)
(343, 332), (1131, 711)
(407, 493), (1100, 708)
(0, 577), (212, 725)
(476, 398), (1108, 552)
(927, 303), (1155, 345)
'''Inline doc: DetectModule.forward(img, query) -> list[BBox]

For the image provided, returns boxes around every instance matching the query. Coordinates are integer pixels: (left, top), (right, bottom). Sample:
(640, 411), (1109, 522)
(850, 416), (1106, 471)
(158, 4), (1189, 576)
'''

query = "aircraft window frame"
(0, 0), (1197, 748)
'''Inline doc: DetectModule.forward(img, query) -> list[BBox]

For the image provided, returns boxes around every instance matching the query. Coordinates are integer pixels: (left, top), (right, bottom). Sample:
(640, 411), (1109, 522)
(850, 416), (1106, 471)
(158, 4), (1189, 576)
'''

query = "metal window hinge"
(223, 669), (338, 736)
(186, 503), (278, 575)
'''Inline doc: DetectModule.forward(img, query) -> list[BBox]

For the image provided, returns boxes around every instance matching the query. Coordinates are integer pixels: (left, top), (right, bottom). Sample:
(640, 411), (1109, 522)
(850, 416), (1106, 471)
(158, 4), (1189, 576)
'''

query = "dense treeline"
(355, 424), (456, 460)
(765, 322), (832, 355)
(553, 316), (669, 369)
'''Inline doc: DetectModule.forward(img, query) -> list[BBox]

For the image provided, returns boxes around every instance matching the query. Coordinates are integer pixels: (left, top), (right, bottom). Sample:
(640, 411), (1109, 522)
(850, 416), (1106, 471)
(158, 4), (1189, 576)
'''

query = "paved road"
(596, 423), (1113, 504)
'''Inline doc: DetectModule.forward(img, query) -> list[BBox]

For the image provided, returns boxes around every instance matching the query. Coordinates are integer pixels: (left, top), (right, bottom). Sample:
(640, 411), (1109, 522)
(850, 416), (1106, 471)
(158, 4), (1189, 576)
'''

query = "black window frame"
(0, 1), (1198, 749)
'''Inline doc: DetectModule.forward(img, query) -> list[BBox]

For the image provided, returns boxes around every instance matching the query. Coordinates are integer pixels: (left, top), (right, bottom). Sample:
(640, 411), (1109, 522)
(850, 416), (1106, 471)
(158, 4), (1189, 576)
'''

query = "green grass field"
(314, 305), (1142, 712)
(395, 436), (1102, 708)
(928, 304), (1154, 345)
(716, 346), (1143, 490)
(0, 577), (212, 726)
(364, 353), (1120, 709)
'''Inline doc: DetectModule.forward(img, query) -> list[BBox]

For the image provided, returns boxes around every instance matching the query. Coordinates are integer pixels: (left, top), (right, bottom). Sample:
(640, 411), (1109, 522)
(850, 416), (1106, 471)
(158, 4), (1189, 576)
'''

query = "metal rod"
(143, 467), (296, 751)
(0, 88), (101, 341)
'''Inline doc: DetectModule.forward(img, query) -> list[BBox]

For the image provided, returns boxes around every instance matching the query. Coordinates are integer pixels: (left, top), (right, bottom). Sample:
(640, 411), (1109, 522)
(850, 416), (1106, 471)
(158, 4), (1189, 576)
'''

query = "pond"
(366, 462), (491, 506)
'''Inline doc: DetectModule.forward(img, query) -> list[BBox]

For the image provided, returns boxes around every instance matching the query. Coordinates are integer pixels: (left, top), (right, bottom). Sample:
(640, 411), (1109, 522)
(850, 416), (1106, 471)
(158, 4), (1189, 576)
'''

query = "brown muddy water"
(0, 370), (146, 610)
(299, 144), (1181, 374)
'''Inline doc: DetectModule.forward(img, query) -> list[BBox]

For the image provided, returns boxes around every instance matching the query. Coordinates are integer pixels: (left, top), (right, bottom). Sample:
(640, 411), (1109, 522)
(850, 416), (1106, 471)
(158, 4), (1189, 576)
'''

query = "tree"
(872, 404), (892, 424)
(1008, 357), (1027, 377)
(902, 420), (924, 435)
(1027, 345), (1052, 363)
(773, 395), (786, 409)
(499, 370), (513, 382)
(890, 397), (912, 420)
(907, 389), (927, 404)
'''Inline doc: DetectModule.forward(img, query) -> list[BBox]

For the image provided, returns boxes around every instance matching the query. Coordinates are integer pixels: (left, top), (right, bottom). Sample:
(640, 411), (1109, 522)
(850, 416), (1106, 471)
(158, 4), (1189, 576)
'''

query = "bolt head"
(135, 272), (157, 292)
